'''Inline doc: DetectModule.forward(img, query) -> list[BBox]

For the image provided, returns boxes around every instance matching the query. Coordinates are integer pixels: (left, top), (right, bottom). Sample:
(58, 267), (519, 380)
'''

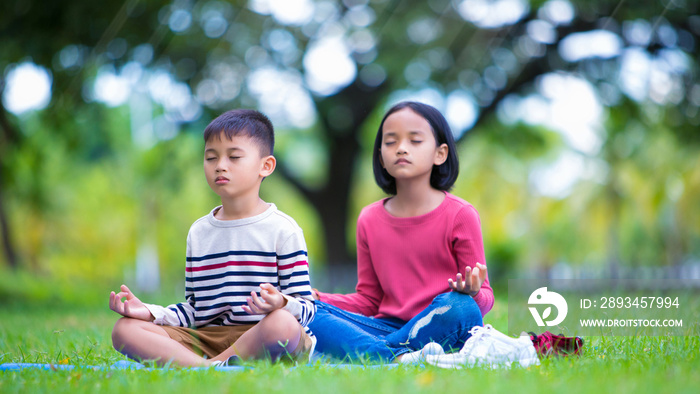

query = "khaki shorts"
(161, 323), (314, 362)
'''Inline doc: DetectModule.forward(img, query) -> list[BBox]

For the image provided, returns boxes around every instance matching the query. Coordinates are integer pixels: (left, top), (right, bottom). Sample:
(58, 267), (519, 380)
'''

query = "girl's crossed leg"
(310, 291), (483, 362)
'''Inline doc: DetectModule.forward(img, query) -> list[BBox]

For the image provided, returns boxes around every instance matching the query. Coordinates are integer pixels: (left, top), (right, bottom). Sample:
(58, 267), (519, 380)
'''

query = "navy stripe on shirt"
(187, 249), (308, 262)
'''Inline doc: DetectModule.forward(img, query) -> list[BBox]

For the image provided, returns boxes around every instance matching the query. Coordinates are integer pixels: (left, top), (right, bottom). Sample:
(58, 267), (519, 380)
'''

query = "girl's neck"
(385, 181), (446, 218)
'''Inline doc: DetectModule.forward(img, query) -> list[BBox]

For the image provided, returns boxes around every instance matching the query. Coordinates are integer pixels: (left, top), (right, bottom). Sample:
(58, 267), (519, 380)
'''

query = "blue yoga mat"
(0, 360), (398, 371)
(0, 360), (247, 371)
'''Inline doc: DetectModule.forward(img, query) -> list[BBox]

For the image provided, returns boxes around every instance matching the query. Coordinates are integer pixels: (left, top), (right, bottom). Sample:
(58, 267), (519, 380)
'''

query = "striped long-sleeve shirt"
(145, 204), (316, 336)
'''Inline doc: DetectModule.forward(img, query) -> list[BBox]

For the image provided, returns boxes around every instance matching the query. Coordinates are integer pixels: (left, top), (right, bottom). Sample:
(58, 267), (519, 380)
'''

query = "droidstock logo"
(528, 287), (568, 327)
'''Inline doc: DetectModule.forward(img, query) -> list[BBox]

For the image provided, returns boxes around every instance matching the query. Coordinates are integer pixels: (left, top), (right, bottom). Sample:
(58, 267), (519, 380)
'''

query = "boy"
(109, 109), (316, 367)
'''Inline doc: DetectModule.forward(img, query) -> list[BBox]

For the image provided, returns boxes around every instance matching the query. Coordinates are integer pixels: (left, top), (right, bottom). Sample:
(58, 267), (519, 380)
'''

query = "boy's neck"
(215, 196), (270, 220)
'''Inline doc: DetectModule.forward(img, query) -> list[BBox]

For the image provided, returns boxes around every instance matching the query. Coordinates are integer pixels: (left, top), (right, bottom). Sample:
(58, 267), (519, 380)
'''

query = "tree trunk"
(0, 181), (18, 269)
(0, 95), (20, 269)
(278, 81), (388, 268)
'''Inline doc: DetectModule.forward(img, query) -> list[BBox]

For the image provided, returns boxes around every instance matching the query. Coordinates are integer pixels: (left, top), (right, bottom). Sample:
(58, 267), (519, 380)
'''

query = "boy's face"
(203, 133), (273, 201)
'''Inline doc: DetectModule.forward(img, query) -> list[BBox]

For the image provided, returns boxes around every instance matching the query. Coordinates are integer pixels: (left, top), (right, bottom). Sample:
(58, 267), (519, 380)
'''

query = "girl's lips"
(395, 159), (411, 164)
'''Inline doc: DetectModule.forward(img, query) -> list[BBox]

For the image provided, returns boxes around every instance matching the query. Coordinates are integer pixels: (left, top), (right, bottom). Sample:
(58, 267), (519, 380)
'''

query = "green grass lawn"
(1, 300), (699, 393)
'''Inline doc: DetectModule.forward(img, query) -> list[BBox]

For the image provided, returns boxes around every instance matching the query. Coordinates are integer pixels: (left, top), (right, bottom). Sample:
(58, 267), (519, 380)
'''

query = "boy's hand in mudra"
(448, 262), (487, 297)
(242, 283), (287, 315)
(109, 284), (154, 321)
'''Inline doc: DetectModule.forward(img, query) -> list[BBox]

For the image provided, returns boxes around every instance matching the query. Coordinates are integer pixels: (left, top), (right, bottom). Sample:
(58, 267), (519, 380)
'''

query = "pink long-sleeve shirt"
(319, 192), (494, 321)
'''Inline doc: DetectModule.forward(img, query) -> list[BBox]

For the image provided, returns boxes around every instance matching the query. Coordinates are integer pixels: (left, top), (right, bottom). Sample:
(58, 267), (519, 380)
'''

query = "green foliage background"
(1, 0), (699, 305)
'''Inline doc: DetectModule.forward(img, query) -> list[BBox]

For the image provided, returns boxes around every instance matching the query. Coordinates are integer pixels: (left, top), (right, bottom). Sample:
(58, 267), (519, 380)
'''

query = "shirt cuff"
(281, 294), (303, 320)
(144, 303), (165, 325)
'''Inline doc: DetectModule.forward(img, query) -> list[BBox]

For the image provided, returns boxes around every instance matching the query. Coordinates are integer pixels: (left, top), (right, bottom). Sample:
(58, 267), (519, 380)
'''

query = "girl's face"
(379, 108), (448, 185)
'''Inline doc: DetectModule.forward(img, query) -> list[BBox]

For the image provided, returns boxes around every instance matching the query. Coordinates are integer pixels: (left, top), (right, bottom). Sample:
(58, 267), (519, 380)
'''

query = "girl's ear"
(434, 143), (448, 166)
(260, 155), (276, 177)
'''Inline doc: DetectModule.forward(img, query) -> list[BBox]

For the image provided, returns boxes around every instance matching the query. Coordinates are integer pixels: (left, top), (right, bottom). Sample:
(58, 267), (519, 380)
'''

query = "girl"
(308, 101), (493, 362)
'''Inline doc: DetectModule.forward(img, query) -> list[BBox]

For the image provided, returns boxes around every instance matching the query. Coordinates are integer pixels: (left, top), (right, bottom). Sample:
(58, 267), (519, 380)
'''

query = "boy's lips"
(215, 176), (229, 184)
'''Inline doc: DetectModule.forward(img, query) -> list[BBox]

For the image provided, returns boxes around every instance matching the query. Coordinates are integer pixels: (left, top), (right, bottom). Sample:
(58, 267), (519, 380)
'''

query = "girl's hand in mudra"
(448, 262), (487, 297)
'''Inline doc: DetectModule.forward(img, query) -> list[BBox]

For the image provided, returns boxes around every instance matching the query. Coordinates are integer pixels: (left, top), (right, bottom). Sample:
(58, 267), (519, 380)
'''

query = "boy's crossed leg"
(112, 308), (305, 367)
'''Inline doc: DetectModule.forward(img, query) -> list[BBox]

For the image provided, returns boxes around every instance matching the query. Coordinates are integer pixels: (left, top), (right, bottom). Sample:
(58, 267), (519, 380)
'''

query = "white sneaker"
(398, 342), (445, 364)
(425, 324), (539, 369)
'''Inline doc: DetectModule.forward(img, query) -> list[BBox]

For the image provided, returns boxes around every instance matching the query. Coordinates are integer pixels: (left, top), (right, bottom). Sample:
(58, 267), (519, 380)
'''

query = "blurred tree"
(1, 0), (698, 271)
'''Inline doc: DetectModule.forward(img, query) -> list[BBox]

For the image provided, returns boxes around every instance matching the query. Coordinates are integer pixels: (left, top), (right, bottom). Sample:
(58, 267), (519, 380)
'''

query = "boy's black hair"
(372, 101), (459, 195)
(203, 109), (274, 156)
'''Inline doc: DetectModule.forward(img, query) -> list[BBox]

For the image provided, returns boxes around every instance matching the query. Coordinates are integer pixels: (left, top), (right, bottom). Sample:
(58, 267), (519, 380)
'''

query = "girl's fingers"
(448, 278), (457, 292)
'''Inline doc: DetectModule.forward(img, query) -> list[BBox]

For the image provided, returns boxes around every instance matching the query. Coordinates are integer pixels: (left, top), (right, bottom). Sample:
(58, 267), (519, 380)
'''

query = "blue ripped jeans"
(308, 291), (483, 362)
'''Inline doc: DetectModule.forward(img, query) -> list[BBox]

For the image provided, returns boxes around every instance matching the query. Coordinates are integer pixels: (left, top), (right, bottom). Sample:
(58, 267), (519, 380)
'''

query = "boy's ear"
(260, 155), (276, 177)
(434, 143), (448, 166)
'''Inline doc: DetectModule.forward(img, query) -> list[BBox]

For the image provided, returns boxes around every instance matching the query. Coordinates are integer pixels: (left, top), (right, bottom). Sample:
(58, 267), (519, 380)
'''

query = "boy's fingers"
(249, 293), (268, 313)
(250, 291), (264, 306)
(260, 290), (275, 304)
(109, 292), (116, 310)
(245, 298), (259, 314)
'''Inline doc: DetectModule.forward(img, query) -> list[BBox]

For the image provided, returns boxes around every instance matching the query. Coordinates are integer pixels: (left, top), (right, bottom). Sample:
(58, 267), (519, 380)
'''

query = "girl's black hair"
(372, 101), (459, 195)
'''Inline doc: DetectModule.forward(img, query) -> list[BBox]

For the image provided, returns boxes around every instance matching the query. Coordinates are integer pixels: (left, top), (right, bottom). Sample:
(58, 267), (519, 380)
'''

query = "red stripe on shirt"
(279, 260), (309, 270)
(186, 260), (277, 272)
